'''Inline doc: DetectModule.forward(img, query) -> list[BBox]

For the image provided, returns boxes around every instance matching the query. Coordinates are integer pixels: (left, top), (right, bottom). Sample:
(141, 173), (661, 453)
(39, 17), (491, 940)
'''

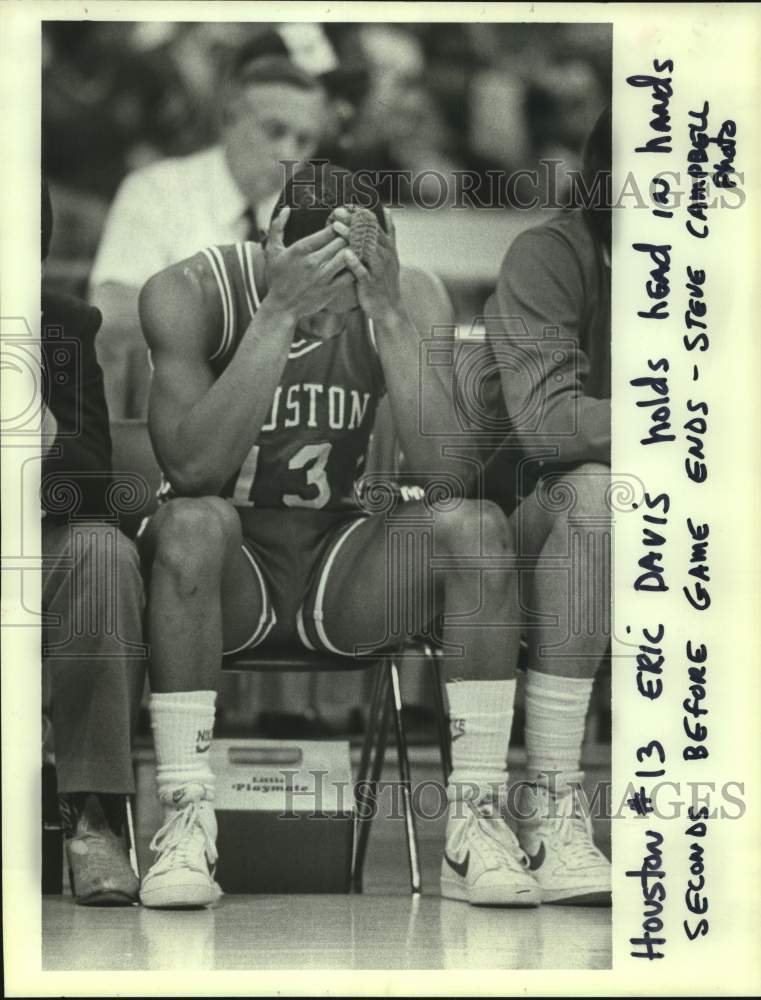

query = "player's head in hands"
(266, 161), (390, 338)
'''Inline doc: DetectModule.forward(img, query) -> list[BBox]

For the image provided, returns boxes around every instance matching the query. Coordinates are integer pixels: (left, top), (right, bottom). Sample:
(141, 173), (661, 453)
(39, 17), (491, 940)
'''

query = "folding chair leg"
(125, 793), (139, 878)
(354, 662), (385, 793)
(430, 648), (452, 780)
(389, 660), (421, 895)
(351, 663), (391, 892)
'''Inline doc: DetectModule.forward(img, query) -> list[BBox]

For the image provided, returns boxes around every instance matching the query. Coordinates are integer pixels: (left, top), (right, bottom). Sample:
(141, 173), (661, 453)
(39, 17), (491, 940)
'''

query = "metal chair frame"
(223, 644), (451, 896)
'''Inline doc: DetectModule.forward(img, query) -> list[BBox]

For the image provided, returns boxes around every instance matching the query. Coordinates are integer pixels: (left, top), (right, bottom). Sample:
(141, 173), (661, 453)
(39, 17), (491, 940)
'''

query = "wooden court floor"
(43, 840), (611, 971)
(43, 750), (611, 971)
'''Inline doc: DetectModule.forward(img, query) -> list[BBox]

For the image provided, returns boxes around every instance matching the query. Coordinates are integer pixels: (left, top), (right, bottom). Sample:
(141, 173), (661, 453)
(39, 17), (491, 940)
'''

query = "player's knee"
(152, 498), (231, 591)
(552, 463), (611, 531)
(198, 496), (242, 539)
(435, 499), (514, 555)
(109, 526), (140, 571)
(73, 522), (139, 570)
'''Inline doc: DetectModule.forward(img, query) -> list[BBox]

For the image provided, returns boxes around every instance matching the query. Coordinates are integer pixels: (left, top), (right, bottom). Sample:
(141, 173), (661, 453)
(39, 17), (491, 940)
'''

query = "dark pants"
(42, 520), (146, 793)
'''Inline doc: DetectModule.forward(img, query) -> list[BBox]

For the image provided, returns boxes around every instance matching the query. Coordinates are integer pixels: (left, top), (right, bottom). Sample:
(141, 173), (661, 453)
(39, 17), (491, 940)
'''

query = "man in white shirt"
(90, 39), (330, 418)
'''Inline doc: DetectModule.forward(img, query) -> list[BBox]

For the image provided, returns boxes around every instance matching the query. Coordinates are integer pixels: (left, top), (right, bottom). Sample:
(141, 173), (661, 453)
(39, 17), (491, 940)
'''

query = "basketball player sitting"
(139, 164), (537, 909)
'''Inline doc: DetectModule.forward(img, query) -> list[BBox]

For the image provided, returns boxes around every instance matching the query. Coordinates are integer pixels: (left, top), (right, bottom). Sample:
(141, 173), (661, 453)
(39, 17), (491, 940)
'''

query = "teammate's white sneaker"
(140, 791), (222, 909)
(440, 798), (541, 907)
(517, 779), (611, 906)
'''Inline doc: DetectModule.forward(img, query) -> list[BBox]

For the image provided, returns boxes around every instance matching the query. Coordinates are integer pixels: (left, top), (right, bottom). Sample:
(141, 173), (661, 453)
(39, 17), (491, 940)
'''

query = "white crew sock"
(524, 670), (594, 783)
(149, 691), (217, 808)
(446, 680), (516, 803)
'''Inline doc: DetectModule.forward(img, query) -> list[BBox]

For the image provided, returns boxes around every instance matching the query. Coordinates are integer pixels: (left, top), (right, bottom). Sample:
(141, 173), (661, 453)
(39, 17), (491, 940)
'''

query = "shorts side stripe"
(222, 544), (277, 655)
(310, 517), (367, 655)
(296, 606), (317, 652)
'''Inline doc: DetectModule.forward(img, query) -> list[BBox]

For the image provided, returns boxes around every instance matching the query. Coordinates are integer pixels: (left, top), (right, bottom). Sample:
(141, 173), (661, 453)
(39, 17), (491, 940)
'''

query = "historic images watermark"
(272, 770), (746, 823)
(279, 158), (744, 213)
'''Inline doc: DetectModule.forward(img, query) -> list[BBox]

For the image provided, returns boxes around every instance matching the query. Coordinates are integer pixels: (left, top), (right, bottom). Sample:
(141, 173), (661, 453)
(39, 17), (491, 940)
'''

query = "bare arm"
(141, 210), (352, 495)
(141, 270), (295, 496)
(335, 211), (471, 490)
(377, 269), (467, 481)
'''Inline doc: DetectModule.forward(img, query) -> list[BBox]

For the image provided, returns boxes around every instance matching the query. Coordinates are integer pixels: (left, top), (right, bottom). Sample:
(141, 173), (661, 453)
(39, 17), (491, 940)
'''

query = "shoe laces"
(543, 787), (604, 866)
(470, 800), (531, 874)
(149, 800), (217, 875)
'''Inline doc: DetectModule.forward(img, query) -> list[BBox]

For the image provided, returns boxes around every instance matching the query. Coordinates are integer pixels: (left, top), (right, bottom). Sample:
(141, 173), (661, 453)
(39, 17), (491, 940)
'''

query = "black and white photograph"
(1, 2), (759, 995)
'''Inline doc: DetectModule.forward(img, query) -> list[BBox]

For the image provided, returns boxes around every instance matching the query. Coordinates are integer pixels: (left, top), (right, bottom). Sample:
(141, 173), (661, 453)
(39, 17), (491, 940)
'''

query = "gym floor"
(42, 890), (612, 972)
(42, 751), (612, 972)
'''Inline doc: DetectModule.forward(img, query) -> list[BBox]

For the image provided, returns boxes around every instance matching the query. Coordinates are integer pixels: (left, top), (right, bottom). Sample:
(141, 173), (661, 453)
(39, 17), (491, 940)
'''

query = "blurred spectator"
(468, 23), (607, 204)
(525, 59), (605, 204)
(89, 29), (335, 419)
(43, 21), (611, 278)
(42, 22), (197, 199)
(344, 26), (465, 201)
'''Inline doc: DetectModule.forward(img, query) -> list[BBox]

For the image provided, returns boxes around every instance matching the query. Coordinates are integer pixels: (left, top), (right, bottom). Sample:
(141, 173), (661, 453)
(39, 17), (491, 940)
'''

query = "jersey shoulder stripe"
(242, 241), (261, 309)
(204, 241), (266, 364)
(234, 243), (255, 318)
(202, 245), (235, 361)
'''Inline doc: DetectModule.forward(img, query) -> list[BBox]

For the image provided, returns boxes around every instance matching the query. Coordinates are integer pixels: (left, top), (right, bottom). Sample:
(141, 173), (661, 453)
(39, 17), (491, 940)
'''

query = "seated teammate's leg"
(137, 495), (271, 908)
(43, 520), (145, 906)
(301, 497), (540, 907)
(507, 463), (612, 905)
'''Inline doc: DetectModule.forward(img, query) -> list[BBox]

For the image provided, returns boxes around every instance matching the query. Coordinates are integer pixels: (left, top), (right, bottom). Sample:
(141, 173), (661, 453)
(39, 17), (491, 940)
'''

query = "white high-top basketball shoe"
(440, 798), (541, 907)
(140, 785), (222, 909)
(516, 779), (611, 905)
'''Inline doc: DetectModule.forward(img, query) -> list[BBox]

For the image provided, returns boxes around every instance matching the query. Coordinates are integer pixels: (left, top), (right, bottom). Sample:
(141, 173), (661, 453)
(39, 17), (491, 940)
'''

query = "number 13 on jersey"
(231, 442), (332, 509)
